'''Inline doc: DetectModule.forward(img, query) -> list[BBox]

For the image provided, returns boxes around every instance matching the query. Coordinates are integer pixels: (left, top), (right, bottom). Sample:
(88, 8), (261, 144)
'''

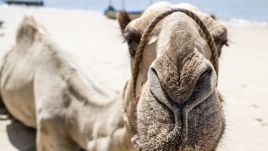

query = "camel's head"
(119, 2), (228, 151)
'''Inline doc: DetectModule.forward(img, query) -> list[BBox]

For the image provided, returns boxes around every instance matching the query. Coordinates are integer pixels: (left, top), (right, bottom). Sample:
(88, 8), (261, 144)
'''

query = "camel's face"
(119, 2), (227, 151)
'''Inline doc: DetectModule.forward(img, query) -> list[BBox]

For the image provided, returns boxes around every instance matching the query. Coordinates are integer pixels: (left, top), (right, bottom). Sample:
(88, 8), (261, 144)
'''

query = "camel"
(118, 2), (228, 151)
(0, 2), (228, 151)
(0, 16), (134, 151)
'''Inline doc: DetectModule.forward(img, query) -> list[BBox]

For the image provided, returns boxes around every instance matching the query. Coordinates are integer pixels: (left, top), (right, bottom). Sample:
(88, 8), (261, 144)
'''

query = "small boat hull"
(104, 10), (142, 20)
(5, 0), (44, 6)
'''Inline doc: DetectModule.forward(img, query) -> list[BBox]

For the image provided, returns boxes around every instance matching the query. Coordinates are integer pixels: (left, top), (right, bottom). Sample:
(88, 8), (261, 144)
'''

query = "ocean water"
(1, 0), (268, 22)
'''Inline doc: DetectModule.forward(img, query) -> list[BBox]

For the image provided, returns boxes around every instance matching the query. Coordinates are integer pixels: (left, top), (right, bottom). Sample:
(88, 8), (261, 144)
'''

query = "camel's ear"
(213, 27), (228, 46)
(206, 14), (228, 56)
(213, 27), (228, 56)
(117, 11), (131, 34)
(209, 13), (228, 46)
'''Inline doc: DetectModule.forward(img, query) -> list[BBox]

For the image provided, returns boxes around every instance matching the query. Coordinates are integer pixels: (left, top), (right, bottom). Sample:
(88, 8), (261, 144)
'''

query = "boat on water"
(4, 0), (44, 6)
(104, 5), (143, 20)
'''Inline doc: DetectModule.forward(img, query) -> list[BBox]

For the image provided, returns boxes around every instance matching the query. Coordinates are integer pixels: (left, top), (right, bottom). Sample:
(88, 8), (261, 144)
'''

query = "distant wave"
(222, 18), (268, 27)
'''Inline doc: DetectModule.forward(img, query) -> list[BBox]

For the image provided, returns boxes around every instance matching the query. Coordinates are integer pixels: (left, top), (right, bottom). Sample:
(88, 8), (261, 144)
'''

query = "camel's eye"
(127, 39), (136, 57)
(124, 29), (141, 57)
(127, 39), (133, 45)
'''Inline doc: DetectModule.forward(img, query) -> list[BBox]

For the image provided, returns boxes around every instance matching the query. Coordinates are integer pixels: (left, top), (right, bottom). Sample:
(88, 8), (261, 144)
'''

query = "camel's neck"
(52, 51), (134, 150)
(65, 73), (134, 150)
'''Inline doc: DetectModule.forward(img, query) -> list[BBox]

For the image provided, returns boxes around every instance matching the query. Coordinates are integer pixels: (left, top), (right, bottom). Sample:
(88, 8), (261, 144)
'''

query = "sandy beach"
(0, 6), (268, 151)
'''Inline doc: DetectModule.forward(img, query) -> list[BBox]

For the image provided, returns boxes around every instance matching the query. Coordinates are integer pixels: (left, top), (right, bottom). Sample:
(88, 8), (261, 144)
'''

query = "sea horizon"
(1, 0), (268, 24)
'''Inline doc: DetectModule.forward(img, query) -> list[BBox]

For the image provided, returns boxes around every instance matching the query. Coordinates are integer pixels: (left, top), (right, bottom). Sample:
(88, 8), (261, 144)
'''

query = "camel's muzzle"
(149, 64), (216, 136)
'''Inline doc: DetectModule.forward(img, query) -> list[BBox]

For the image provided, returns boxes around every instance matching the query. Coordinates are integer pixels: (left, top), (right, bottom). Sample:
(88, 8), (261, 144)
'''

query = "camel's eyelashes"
(124, 29), (141, 43)
(223, 40), (229, 47)
(217, 39), (229, 57)
(213, 29), (229, 57)
(127, 39), (136, 56)
(124, 30), (141, 57)
(117, 11), (139, 57)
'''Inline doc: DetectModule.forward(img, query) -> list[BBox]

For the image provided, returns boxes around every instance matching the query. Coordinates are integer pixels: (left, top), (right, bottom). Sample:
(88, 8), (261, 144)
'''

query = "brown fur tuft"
(210, 14), (217, 20)
(117, 11), (131, 34)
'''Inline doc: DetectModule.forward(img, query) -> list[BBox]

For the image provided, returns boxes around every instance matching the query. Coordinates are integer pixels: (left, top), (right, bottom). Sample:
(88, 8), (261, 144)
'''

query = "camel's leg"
(37, 116), (81, 151)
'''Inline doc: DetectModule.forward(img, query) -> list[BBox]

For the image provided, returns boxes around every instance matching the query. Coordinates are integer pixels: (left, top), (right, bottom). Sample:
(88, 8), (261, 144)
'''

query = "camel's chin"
(136, 86), (225, 151)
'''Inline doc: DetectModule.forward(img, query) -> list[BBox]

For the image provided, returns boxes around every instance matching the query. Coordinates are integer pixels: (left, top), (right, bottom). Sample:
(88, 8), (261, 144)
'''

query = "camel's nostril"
(148, 68), (175, 110)
(180, 67), (217, 140)
(182, 67), (217, 112)
(193, 68), (215, 91)
(149, 67), (158, 77)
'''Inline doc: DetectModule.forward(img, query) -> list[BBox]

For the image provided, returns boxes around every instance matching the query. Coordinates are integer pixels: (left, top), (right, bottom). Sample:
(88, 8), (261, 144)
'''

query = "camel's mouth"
(135, 60), (224, 151)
